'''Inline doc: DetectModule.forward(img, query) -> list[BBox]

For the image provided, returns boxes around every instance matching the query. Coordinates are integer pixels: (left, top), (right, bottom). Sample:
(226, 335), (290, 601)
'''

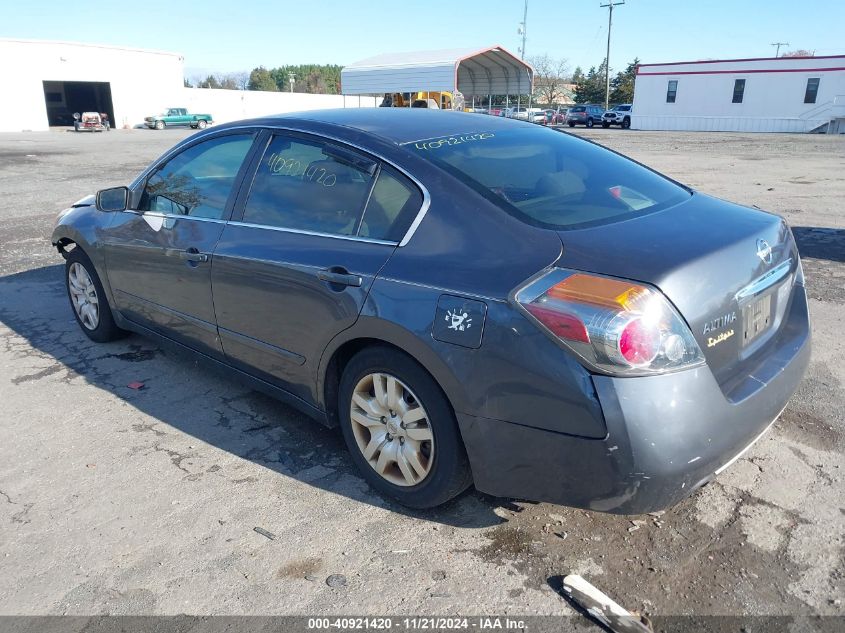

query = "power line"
(771, 42), (789, 57)
(600, 0), (624, 110)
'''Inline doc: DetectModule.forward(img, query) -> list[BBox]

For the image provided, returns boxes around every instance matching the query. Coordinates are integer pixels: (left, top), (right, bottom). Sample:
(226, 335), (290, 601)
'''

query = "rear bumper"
(458, 285), (811, 514)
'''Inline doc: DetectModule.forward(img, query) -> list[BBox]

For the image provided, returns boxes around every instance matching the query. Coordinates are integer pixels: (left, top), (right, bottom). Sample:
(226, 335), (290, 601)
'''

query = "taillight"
(513, 269), (704, 376)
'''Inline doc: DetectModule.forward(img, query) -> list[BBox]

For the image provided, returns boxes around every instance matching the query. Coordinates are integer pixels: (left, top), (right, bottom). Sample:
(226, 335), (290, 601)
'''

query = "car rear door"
(102, 130), (259, 357)
(210, 130), (424, 403)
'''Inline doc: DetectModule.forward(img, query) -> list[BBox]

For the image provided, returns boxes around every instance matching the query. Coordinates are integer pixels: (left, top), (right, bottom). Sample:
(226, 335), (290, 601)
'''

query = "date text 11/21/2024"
(306, 617), (527, 630)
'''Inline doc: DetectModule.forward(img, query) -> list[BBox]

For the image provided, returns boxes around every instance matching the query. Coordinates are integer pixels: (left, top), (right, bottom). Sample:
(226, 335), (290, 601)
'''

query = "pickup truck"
(601, 104), (633, 129)
(144, 108), (213, 130)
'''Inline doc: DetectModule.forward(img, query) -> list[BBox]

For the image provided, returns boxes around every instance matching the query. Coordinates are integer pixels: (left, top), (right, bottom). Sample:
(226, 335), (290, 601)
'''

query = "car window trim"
(129, 128), (262, 222)
(232, 129), (382, 240)
(178, 124), (430, 247)
(224, 220), (398, 246)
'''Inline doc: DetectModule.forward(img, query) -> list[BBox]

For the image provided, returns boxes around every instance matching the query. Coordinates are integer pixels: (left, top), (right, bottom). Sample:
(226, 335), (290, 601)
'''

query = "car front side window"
(139, 133), (255, 220)
(242, 134), (377, 237)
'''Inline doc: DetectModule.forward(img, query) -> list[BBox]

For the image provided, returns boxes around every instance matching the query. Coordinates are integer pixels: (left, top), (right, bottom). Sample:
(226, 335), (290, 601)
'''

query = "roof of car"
(214, 108), (534, 145)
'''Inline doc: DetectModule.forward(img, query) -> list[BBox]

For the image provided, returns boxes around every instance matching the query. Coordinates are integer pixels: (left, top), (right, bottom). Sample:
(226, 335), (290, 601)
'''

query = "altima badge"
(703, 312), (737, 335)
(756, 239), (773, 264)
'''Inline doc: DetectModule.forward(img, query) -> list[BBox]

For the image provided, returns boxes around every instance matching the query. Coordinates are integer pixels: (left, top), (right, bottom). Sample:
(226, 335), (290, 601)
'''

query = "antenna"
(771, 42), (789, 57)
(600, 1), (624, 110)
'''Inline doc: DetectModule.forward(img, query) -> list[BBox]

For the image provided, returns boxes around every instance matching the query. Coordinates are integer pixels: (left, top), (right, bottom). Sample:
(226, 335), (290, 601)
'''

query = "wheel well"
(55, 238), (78, 259)
(322, 338), (451, 428)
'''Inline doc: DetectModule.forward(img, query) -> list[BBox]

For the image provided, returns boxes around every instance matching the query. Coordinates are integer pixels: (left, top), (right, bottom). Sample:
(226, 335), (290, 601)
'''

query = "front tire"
(65, 248), (126, 343)
(586, 118), (594, 128)
(601, 122), (610, 128)
(197, 119), (207, 129)
(622, 117), (631, 129)
(338, 346), (472, 508)
(568, 122), (576, 127)
(155, 120), (165, 130)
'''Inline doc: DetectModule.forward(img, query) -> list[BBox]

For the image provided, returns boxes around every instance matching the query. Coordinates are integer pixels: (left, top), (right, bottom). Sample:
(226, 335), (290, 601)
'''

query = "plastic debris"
(253, 526), (276, 540)
(562, 574), (654, 632)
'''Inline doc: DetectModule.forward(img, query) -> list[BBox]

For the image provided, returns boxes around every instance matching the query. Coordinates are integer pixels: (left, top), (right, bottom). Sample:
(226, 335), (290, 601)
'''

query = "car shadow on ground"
(0, 264), (507, 528)
(791, 226), (845, 263)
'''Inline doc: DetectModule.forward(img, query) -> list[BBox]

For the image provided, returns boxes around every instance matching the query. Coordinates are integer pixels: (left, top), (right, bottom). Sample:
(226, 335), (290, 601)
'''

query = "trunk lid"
(556, 193), (799, 387)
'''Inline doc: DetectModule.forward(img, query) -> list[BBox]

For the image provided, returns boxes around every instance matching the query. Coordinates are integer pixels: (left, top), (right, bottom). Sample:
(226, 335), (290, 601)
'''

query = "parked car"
(537, 109), (556, 125)
(144, 108), (213, 130)
(602, 104), (633, 128)
(508, 107), (545, 123)
(53, 110), (810, 513)
(567, 104), (606, 128)
(73, 112), (108, 132)
(551, 107), (568, 124)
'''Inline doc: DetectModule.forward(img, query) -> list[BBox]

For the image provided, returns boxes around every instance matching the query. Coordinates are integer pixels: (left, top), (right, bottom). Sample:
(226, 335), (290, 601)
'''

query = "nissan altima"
(52, 109), (810, 512)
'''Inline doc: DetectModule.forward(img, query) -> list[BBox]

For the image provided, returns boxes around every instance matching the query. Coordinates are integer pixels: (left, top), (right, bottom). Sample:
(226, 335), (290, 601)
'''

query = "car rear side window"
(139, 134), (254, 219)
(361, 165), (423, 241)
(406, 128), (690, 230)
(242, 134), (377, 237)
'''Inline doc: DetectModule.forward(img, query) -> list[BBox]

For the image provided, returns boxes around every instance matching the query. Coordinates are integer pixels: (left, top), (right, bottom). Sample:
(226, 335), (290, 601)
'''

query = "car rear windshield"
(570, 106), (586, 113)
(405, 128), (690, 229)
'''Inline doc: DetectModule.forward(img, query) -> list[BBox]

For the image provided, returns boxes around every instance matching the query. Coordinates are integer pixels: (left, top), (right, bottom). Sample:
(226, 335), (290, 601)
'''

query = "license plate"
(742, 293), (773, 346)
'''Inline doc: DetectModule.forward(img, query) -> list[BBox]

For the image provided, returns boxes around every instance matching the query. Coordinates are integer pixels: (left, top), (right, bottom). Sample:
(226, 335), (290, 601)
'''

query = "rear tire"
(338, 346), (472, 508)
(65, 248), (126, 343)
(586, 118), (594, 128)
(568, 122), (576, 127)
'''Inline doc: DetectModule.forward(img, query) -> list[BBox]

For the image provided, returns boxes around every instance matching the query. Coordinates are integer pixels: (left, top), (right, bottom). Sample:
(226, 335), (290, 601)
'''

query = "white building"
(1, 38), (185, 132)
(0, 38), (378, 133)
(632, 55), (845, 133)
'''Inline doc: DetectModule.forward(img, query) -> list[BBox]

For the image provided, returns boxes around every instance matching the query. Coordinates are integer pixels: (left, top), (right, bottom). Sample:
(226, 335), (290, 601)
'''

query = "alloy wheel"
(68, 262), (100, 330)
(349, 372), (434, 487)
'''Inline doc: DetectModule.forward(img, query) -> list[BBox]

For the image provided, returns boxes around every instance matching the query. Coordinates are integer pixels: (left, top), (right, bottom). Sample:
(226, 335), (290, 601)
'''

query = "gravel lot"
(0, 125), (842, 622)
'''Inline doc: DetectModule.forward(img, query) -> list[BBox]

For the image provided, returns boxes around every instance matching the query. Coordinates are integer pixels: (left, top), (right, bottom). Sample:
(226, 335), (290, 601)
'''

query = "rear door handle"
(179, 249), (208, 263)
(317, 269), (362, 287)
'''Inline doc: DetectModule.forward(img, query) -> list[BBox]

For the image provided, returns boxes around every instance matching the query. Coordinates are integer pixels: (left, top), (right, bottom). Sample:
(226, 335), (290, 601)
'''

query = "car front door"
(102, 131), (258, 357)
(211, 130), (424, 403)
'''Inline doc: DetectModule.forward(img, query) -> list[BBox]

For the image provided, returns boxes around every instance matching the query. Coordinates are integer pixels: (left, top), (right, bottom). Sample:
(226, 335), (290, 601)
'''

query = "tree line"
(185, 65), (343, 94)
(521, 55), (639, 107)
(185, 57), (639, 105)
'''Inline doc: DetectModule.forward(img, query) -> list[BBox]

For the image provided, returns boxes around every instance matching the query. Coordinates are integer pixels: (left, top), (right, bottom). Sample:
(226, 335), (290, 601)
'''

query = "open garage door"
(43, 81), (115, 128)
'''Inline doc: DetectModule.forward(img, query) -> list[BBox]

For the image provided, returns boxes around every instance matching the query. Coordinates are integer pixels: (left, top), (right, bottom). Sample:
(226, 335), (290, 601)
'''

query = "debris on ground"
(253, 526), (276, 540)
(126, 381), (145, 390)
(326, 574), (347, 588)
(562, 574), (653, 633)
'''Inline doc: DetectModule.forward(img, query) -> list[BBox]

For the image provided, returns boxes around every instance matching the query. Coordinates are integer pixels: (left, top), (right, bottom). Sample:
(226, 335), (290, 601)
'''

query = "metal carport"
(341, 45), (533, 100)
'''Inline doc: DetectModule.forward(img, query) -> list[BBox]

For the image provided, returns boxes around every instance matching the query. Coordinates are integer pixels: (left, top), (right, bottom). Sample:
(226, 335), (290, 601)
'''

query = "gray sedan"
(52, 109), (810, 512)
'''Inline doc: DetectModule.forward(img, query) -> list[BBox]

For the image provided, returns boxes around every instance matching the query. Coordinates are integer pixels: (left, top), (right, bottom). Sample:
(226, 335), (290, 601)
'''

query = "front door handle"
(179, 249), (208, 263)
(317, 269), (362, 287)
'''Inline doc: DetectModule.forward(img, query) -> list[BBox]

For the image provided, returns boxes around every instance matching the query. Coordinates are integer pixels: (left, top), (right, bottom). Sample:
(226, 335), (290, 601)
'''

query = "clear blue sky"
(3, 0), (843, 78)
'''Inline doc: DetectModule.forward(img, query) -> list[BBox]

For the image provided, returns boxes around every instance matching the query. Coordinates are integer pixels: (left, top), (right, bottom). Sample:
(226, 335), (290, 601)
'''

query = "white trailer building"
(632, 55), (845, 133)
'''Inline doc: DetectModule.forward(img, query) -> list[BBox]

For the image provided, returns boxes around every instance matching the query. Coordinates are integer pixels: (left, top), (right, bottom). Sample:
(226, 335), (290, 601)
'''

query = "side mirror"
(96, 186), (129, 212)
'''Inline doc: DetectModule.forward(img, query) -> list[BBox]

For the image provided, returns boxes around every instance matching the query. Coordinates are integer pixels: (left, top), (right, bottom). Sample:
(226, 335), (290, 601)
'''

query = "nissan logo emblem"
(756, 239), (773, 265)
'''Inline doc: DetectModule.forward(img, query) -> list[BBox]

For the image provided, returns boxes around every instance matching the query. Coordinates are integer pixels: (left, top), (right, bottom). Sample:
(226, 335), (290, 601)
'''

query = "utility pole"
(770, 42), (789, 57)
(600, 0), (624, 111)
(518, 0), (528, 59)
(288, 72), (296, 93)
